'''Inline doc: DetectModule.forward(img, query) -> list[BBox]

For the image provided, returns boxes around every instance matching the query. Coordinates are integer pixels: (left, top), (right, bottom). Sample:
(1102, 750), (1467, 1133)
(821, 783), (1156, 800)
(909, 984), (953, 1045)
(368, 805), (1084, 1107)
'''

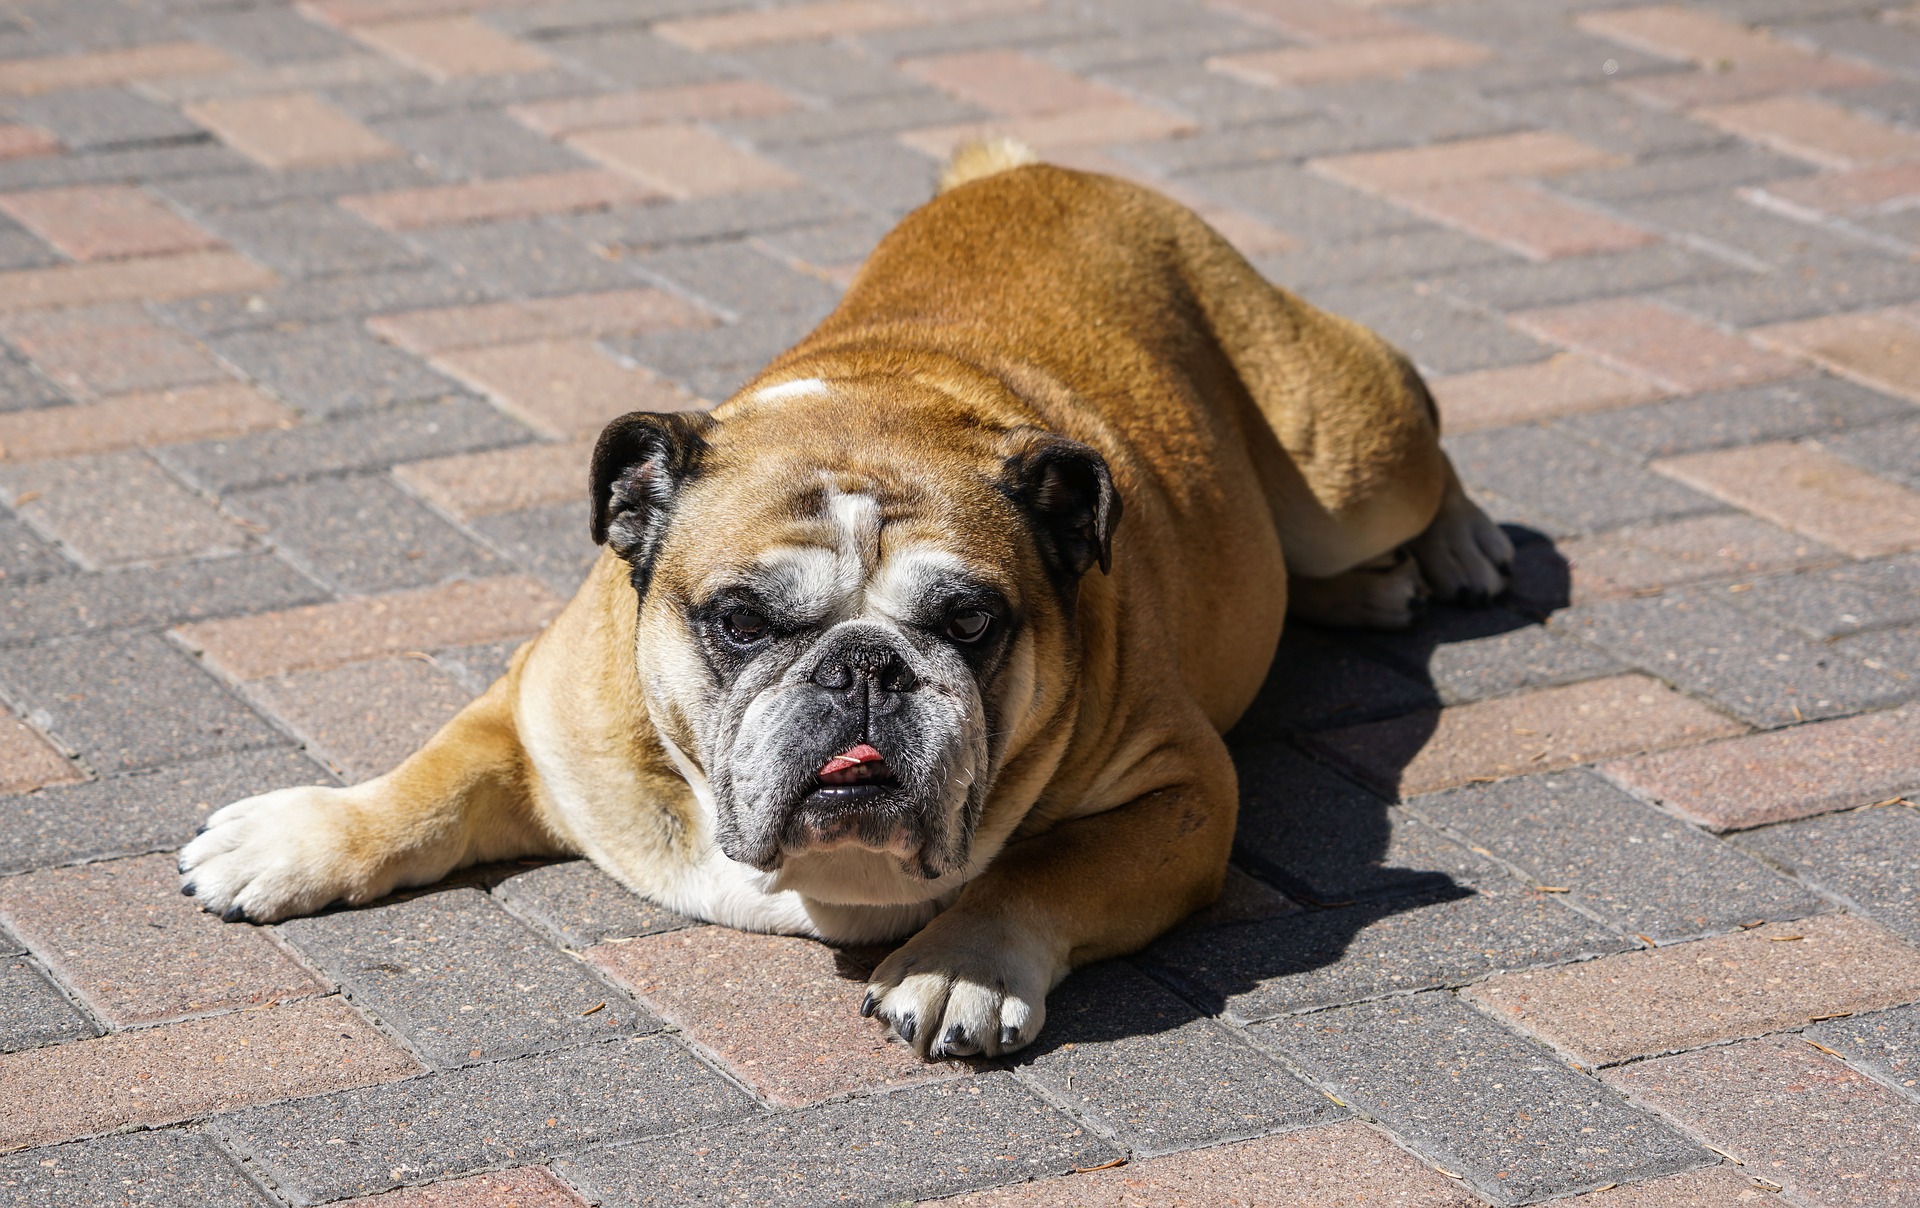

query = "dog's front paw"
(863, 912), (1059, 1060)
(178, 785), (392, 923)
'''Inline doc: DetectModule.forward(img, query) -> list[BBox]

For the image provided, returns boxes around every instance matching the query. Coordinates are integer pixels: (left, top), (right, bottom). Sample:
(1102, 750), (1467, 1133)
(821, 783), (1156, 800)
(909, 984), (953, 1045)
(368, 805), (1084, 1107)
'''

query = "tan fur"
(180, 156), (1509, 1056)
(938, 137), (1038, 194)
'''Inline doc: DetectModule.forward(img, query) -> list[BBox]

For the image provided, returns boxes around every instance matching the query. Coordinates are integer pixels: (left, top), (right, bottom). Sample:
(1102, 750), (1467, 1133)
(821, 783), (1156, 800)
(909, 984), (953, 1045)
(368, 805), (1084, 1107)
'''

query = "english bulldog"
(180, 142), (1511, 1058)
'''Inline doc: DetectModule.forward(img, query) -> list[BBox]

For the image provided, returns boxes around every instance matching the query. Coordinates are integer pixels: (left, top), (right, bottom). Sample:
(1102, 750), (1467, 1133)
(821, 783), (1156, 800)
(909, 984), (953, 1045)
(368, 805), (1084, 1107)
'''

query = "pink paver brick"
(0, 996), (421, 1153)
(1205, 0), (1415, 42)
(1387, 181), (1658, 260)
(1466, 914), (1920, 1065)
(0, 250), (276, 314)
(1556, 512), (1834, 599)
(340, 170), (661, 230)
(1312, 130), (1622, 192)
(939, 1120), (1477, 1206)
(394, 438), (593, 520)
(431, 338), (702, 439)
(1620, 55), (1888, 110)
(0, 382), (292, 462)
(173, 575), (562, 681)
(367, 289), (712, 355)
(1750, 308), (1920, 404)
(1602, 704), (1920, 830)
(1755, 161), (1920, 214)
(299, 0), (534, 24)
(1652, 440), (1920, 559)
(1575, 6), (1802, 66)
(339, 1168), (587, 1207)
(1430, 353), (1665, 432)
(899, 104), (1196, 159)
(589, 927), (955, 1107)
(1208, 34), (1492, 88)
(1559, 1164), (1807, 1205)
(1511, 298), (1802, 393)
(1, 450), (247, 568)
(0, 303), (228, 400)
(1604, 1034), (1920, 1206)
(0, 43), (237, 97)
(185, 92), (400, 169)
(141, 54), (417, 104)
(655, 0), (930, 50)
(0, 184), (222, 262)
(246, 656), (478, 781)
(568, 125), (801, 199)
(1310, 673), (1745, 797)
(0, 715), (81, 793)
(0, 124), (60, 160)
(1696, 95), (1920, 169)
(901, 50), (1133, 117)
(0, 854), (328, 1027)
(350, 16), (553, 78)
(511, 80), (796, 138)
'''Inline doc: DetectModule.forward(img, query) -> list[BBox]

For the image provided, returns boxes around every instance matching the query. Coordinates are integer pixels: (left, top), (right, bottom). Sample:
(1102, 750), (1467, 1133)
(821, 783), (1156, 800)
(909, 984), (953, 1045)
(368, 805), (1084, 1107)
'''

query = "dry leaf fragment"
(1804, 1039), (1844, 1058)
(1073, 1157), (1127, 1174)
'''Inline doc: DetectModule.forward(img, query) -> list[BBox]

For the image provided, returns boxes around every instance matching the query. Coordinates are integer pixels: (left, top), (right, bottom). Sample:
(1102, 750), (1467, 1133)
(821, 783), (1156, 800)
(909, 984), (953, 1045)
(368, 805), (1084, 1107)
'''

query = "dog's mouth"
(807, 743), (901, 802)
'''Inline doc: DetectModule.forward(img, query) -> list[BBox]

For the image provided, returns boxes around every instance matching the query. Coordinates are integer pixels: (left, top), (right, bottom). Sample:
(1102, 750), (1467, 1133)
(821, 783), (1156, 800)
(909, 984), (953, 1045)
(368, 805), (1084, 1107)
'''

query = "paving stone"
(1617, 188), (1893, 272)
(0, 1127), (274, 1207)
(1018, 960), (1341, 1155)
(0, 123), (62, 163)
(1358, 606), (1625, 707)
(350, 16), (553, 80)
(586, 925), (952, 1107)
(340, 170), (658, 231)
(394, 438), (590, 521)
(657, 1), (932, 51)
(1250, 227), (1512, 296)
(0, 302), (229, 400)
(1557, 589), (1908, 728)
(405, 219), (637, 297)
(0, 552), (323, 650)
(0, 952), (98, 1054)
(1560, 515), (1835, 603)
(1656, 253), (1920, 328)
(160, 266), (502, 338)
(540, 28), (734, 89)
(0, 853), (327, 1027)
(1737, 805), (1920, 943)
(5, 86), (205, 152)
(1511, 298), (1803, 395)
(186, 6), (362, 65)
(210, 320), (458, 416)
(556, 1073), (1116, 1207)
(1228, 624), (1439, 738)
(0, 995), (421, 1153)
(1557, 375), (1912, 461)
(1824, 413), (1920, 491)
(428, 638), (521, 696)
(0, 350), (65, 413)
(1312, 129), (1622, 194)
(1751, 308), (1920, 406)
(1387, 180), (1659, 262)
(1175, 162), (1423, 244)
(245, 655), (477, 781)
(0, 711), (79, 793)
(1759, 161), (1920, 216)
(0, 43), (238, 98)
(1838, 622), (1920, 683)
(433, 337), (697, 440)
(1737, 555), (1920, 641)
(1210, 33), (1492, 90)
(0, 450), (246, 568)
(720, 88), (982, 148)
(1429, 354), (1664, 434)
(942, 1119), (1479, 1207)
(901, 48), (1130, 118)
(0, 183), (222, 263)
(371, 110), (585, 181)
(366, 289), (712, 356)
(1468, 914), (1920, 1068)
(1415, 769), (1823, 942)
(1697, 95), (1920, 170)
(330, 69), (603, 125)
(185, 91), (401, 170)
(777, 133), (947, 215)
(225, 474), (505, 595)
(1445, 425), (1722, 537)
(1808, 1002), (1920, 1102)
(512, 79), (798, 138)
(492, 859), (692, 948)
(173, 575), (561, 682)
(335, 1167), (587, 1208)
(1603, 1034), (1920, 1207)
(561, 188), (852, 252)
(1265, 992), (1709, 1204)
(155, 397), (532, 493)
(1309, 673), (1746, 798)
(281, 888), (648, 1070)
(0, 517), (68, 589)
(0, 382), (292, 464)
(190, 197), (427, 279)
(1433, 244), (1737, 313)
(154, 158), (442, 213)
(1298, 282), (1553, 376)
(0, 143), (249, 194)
(212, 1035), (758, 1204)
(630, 238), (840, 320)
(571, 123), (804, 200)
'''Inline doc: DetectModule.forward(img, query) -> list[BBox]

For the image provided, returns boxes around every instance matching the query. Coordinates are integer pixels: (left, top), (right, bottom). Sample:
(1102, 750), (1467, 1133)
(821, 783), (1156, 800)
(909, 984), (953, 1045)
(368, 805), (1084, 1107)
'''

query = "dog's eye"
(721, 609), (770, 645)
(946, 610), (992, 643)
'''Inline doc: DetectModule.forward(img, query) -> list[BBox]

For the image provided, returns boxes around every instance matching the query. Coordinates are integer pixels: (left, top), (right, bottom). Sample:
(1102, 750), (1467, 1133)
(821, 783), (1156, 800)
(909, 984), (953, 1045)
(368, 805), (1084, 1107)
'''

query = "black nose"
(811, 641), (918, 694)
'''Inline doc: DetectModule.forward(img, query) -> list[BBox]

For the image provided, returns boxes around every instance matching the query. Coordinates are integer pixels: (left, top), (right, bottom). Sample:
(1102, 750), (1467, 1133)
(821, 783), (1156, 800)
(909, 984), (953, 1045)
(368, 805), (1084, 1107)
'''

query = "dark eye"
(946, 610), (992, 643)
(721, 609), (770, 645)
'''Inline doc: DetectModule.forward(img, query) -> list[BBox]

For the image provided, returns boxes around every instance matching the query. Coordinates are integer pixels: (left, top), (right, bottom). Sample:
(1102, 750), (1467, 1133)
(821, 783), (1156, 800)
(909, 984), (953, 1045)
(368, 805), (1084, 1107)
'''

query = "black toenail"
(193, 823), (208, 836)
(897, 1014), (917, 1044)
(942, 1024), (966, 1049)
(859, 991), (877, 1018)
(1000, 1025), (1019, 1048)
(221, 904), (250, 923)
(180, 881), (197, 897)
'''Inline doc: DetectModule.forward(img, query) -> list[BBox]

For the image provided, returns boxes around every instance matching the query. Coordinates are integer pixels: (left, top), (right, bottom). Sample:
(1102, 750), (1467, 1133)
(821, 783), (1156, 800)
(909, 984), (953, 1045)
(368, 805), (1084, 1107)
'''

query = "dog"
(179, 141), (1511, 1059)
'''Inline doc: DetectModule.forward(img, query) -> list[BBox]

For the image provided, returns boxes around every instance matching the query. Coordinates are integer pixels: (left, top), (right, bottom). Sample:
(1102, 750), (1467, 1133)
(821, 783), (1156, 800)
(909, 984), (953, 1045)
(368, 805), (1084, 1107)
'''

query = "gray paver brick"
(1809, 1003), (1920, 1104)
(1048, 20), (1289, 74)
(158, 267), (501, 338)
(183, 7), (358, 65)
(1256, 228), (1516, 294)
(1433, 244), (1735, 313)
(1736, 555), (1920, 641)
(1229, 627), (1440, 736)
(1262, 992), (1712, 1205)
(209, 321), (457, 416)
(752, 214), (894, 271)
(1554, 589), (1909, 727)
(0, 144), (248, 193)
(1837, 624), (1920, 681)
(1355, 607), (1623, 707)
(335, 71), (603, 125)
(190, 198), (427, 280)
(1019, 961), (1343, 1156)
(279, 888), (653, 1069)
(1300, 283), (1554, 376)
(368, 111), (587, 181)
(154, 160), (443, 213)
(430, 639), (522, 696)
(0, 1128), (272, 1207)
(772, 135), (942, 217)
(1487, 86), (1733, 158)
(406, 219), (638, 297)
(1410, 771), (1825, 943)
(1, 451), (245, 570)
(543, 29), (734, 88)
(0, 222), (52, 273)
(211, 1035), (759, 1205)
(1737, 806), (1920, 944)
(0, 553), (324, 649)
(852, 9), (1090, 58)
(1555, 146), (1817, 203)
(1307, 81), (1525, 150)
(1124, 121), (1337, 177)
(468, 502), (599, 596)
(1557, 376), (1912, 462)
(226, 474), (505, 595)
(721, 91), (983, 147)
(1820, 414), (1920, 491)
(726, 42), (917, 104)
(0, 631), (282, 775)
(563, 188), (852, 251)
(0, 747), (335, 875)
(492, 860), (693, 948)
(632, 238), (841, 318)
(611, 312), (817, 384)
(556, 1072), (1117, 1207)
(0, 353), (66, 413)
(6, 87), (205, 151)
(1656, 254), (1920, 328)
(1094, 61), (1321, 129)
(0, 954), (99, 1054)
(1178, 162), (1422, 243)
(1445, 426), (1722, 537)
(0, 517), (71, 585)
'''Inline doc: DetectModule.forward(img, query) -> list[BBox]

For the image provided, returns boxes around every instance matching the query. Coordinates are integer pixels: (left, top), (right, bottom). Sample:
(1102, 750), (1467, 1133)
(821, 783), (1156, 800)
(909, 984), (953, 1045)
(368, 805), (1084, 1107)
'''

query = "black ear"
(590, 410), (713, 577)
(1000, 432), (1122, 582)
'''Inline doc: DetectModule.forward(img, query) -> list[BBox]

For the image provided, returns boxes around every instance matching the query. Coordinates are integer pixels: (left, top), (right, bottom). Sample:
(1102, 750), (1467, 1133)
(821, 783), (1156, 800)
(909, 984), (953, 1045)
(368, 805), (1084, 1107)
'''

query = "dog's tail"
(938, 137), (1039, 194)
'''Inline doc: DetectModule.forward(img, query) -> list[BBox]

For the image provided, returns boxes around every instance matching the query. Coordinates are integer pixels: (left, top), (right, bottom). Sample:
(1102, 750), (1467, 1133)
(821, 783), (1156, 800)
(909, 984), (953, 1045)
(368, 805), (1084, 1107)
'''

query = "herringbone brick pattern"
(1, 0), (1917, 1204)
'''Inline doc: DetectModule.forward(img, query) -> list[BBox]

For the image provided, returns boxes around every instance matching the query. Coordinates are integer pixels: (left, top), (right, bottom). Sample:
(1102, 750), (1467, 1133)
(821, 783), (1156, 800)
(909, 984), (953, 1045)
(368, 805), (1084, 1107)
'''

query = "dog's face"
(588, 379), (1118, 903)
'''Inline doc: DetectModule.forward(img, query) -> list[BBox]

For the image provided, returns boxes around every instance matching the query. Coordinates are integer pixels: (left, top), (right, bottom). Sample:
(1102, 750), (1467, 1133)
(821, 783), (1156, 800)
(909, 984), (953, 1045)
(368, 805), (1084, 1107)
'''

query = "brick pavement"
(0, 0), (1916, 1204)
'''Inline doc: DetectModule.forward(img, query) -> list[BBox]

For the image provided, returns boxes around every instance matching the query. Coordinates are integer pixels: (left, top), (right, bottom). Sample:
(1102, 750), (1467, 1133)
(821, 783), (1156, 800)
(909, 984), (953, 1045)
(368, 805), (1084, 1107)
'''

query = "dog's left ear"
(1000, 432), (1122, 581)
(590, 410), (714, 574)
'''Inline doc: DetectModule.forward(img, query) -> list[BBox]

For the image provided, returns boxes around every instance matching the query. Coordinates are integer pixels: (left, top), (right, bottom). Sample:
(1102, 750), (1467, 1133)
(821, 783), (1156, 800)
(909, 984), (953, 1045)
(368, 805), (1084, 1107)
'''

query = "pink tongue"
(820, 743), (884, 776)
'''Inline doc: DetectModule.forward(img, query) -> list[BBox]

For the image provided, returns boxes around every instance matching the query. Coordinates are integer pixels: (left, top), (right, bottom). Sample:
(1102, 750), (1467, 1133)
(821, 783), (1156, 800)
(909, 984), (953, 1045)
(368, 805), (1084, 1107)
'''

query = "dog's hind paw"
(1409, 484), (1512, 607)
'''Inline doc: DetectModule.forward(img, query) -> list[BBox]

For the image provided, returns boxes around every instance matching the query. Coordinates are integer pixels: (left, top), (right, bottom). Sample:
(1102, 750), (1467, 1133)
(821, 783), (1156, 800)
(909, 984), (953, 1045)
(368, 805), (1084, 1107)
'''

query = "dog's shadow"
(1012, 526), (1573, 1056)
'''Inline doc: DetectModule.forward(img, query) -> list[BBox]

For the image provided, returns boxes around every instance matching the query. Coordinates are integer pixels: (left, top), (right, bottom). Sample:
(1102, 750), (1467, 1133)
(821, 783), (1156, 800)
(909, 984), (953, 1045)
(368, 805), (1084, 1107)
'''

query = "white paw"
(1410, 489), (1512, 606)
(862, 916), (1058, 1060)
(178, 785), (392, 923)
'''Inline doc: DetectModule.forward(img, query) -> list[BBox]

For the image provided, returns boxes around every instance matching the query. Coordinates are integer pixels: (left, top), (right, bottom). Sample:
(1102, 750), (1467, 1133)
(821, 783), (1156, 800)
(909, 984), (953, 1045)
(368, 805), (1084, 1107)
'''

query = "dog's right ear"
(590, 411), (713, 578)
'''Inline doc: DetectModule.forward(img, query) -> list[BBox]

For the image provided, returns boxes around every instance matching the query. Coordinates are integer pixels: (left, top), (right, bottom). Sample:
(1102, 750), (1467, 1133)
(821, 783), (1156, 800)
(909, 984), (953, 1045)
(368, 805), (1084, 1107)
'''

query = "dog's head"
(589, 376), (1119, 903)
